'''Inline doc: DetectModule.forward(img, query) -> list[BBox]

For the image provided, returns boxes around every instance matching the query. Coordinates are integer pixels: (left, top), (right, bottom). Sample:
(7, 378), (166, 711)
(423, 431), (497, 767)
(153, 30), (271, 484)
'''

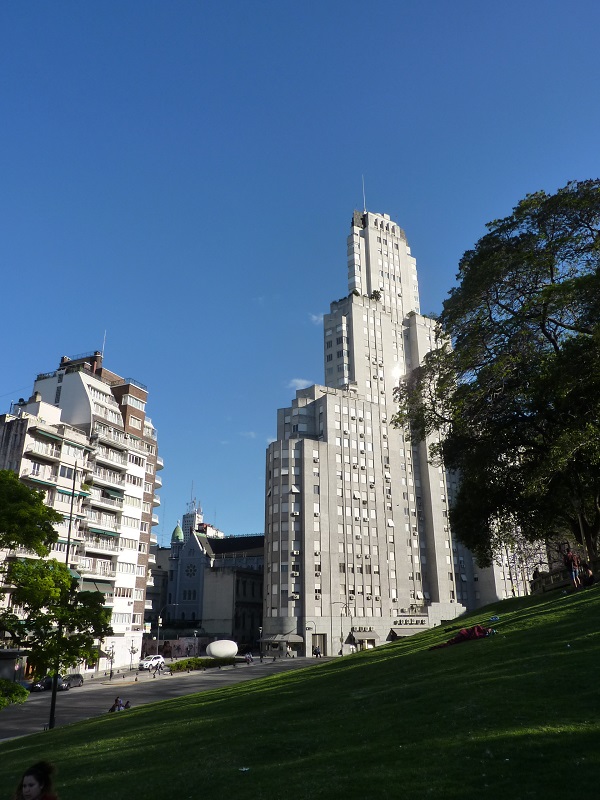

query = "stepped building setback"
(263, 210), (493, 656)
(0, 351), (162, 670)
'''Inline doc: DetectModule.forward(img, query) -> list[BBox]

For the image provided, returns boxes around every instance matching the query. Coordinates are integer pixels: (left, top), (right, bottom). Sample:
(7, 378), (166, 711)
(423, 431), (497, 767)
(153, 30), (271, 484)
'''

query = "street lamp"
(129, 640), (138, 671)
(106, 643), (116, 681)
(193, 630), (198, 657)
(258, 626), (263, 662)
(332, 602), (350, 657)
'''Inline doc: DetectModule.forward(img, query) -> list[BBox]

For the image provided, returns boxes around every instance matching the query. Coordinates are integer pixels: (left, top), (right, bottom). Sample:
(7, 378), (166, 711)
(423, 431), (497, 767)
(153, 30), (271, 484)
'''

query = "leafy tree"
(393, 179), (600, 564)
(0, 469), (62, 555)
(2, 559), (112, 677)
(0, 679), (28, 711)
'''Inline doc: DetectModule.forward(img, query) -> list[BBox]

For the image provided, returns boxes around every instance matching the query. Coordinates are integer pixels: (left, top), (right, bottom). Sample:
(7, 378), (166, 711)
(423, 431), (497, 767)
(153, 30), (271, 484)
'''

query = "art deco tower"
(263, 211), (467, 656)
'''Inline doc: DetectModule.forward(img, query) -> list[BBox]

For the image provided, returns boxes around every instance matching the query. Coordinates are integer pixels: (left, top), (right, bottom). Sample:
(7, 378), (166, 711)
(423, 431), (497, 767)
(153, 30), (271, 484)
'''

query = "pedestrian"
(314, 645), (321, 658)
(286, 645), (292, 658)
(563, 547), (581, 589)
(13, 761), (59, 800)
(124, 700), (132, 709)
(580, 561), (596, 588)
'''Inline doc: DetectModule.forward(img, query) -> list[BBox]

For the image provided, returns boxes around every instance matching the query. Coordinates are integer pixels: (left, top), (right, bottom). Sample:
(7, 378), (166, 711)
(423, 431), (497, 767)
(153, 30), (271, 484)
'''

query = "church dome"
(171, 522), (184, 543)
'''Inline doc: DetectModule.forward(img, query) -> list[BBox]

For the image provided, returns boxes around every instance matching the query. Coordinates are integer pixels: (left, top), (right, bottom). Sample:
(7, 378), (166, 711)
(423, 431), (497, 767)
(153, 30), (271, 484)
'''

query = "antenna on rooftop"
(101, 330), (107, 358)
(362, 175), (367, 213)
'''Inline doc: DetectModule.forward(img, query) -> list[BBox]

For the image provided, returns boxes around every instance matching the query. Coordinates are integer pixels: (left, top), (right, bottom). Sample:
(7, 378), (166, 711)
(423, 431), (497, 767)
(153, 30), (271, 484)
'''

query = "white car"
(138, 655), (165, 671)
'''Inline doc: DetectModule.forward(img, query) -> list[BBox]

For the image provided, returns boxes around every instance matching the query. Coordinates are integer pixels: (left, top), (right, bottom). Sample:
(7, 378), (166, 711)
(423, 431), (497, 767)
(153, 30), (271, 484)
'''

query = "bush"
(0, 679), (28, 711)
(170, 657), (237, 672)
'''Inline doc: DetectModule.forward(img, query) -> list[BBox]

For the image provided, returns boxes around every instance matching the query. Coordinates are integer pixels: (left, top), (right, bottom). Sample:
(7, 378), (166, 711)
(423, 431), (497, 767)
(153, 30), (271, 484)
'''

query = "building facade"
(264, 211), (480, 655)
(0, 351), (162, 670)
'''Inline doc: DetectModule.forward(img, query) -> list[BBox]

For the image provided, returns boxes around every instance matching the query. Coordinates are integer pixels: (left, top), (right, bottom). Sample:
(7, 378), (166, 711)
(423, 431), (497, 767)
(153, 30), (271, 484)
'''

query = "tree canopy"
(0, 469), (62, 555)
(0, 470), (112, 678)
(393, 179), (600, 564)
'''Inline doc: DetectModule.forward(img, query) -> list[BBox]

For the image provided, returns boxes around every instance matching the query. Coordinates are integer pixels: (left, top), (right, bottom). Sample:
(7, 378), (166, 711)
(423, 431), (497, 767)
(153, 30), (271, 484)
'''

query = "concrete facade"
(264, 211), (481, 655)
(0, 351), (162, 671)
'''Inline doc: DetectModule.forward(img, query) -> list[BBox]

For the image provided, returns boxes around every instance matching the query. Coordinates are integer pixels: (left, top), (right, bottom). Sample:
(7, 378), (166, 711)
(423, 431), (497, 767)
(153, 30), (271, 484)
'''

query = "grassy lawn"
(2, 586), (600, 799)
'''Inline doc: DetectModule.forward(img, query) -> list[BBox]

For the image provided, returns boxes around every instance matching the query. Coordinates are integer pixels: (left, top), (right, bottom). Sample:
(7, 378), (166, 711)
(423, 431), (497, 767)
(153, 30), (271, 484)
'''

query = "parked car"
(138, 655), (165, 671)
(63, 673), (84, 688)
(30, 675), (70, 692)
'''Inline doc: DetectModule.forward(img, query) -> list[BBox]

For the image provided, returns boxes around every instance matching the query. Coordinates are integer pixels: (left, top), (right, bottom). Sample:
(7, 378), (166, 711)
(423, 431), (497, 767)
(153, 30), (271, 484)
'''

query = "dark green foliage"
(3, 560), (112, 677)
(170, 656), (237, 672)
(394, 180), (600, 562)
(0, 469), (62, 555)
(0, 678), (28, 711)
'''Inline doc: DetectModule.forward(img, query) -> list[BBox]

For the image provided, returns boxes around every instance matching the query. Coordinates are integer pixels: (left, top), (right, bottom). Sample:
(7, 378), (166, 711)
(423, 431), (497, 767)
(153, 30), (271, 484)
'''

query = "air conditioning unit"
(291, 511), (299, 516)
(358, 417), (363, 422)
(291, 571), (300, 577)
(355, 533), (361, 539)
(360, 466), (366, 470)
(362, 499), (367, 505)
(365, 554), (370, 559)
(344, 429), (349, 434)
(314, 511), (320, 517)
(351, 415), (356, 420)
(292, 550), (300, 555)
(349, 594), (355, 600)
(291, 594), (300, 600)
(401, 608), (408, 613)
(392, 597), (398, 602)
(354, 516), (360, 521)
(314, 550), (320, 556)
(370, 483), (375, 488)
(375, 595), (380, 601)
(352, 464), (358, 470)
(313, 457), (319, 463)
(360, 449), (365, 455)
(315, 571), (321, 577)
(383, 434), (387, 439)
(356, 553), (362, 559)
(366, 595), (372, 600)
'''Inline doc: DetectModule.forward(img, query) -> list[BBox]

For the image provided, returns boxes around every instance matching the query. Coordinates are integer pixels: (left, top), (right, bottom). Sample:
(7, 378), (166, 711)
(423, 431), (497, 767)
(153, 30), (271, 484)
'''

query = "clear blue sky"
(1, 1), (598, 545)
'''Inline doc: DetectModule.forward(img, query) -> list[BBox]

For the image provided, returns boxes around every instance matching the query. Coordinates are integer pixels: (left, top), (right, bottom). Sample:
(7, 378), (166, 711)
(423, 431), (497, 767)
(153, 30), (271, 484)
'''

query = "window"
(59, 465), (74, 480)
(129, 416), (142, 430)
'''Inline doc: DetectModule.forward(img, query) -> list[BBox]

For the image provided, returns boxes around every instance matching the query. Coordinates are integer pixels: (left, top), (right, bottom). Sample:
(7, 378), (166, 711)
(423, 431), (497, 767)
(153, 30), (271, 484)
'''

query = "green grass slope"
(2, 587), (600, 799)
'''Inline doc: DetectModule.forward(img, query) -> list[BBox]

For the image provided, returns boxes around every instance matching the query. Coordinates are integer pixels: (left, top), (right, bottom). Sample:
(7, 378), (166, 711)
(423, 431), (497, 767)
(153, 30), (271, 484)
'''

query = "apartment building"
(0, 351), (162, 670)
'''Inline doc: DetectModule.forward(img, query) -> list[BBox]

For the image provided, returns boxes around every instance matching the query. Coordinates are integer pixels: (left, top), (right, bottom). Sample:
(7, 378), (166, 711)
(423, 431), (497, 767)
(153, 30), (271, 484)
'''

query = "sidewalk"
(0, 657), (319, 742)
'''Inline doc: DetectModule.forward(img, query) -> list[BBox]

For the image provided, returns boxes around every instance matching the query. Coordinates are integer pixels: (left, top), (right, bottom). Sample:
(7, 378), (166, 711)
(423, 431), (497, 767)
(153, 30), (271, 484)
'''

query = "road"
(0, 657), (320, 742)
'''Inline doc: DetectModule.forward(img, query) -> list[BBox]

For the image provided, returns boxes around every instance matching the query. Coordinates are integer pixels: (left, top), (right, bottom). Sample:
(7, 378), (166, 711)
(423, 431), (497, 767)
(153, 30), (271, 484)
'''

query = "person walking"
(563, 547), (581, 589)
(13, 761), (59, 800)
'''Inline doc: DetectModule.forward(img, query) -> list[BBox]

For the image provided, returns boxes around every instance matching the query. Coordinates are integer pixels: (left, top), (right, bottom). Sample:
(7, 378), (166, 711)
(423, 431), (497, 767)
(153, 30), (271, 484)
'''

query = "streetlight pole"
(258, 626), (263, 662)
(332, 602), (349, 657)
(49, 461), (80, 730)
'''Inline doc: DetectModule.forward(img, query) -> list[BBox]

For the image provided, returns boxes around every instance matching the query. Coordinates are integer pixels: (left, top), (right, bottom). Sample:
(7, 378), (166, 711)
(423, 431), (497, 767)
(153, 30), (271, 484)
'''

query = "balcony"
(24, 441), (61, 461)
(77, 558), (117, 580)
(93, 424), (128, 450)
(82, 536), (120, 555)
(154, 474), (162, 487)
(88, 492), (124, 510)
(146, 575), (154, 587)
(152, 494), (161, 506)
(156, 456), (164, 470)
(20, 467), (58, 487)
(94, 447), (127, 469)
(93, 467), (125, 488)
(149, 533), (158, 545)
(147, 553), (156, 565)
(151, 514), (159, 525)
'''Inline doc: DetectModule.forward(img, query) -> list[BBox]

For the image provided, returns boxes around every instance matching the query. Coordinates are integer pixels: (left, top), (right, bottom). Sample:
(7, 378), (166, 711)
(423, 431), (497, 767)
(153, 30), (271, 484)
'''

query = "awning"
(351, 630), (380, 641)
(35, 429), (63, 441)
(88, 527), (119, 537)
(82, 581), (113, 594)
(68, 568), (81, 580)
(103, 488), (123, 498)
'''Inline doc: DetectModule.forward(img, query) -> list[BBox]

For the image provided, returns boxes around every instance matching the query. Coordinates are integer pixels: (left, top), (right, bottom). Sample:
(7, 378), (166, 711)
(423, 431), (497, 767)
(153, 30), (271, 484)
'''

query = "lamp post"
(332, 602), (349, 657)
(305, 621), (315, 657)
(258, 626), (263, 662)
(156, 603), (177, 655)
(193, 630), (198, 657)
(129, 641), (138, 671)
(106, 643), (115, 681)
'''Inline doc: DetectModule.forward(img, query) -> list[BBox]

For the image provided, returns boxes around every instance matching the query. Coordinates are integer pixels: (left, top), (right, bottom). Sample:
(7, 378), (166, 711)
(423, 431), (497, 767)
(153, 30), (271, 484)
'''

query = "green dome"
(171, 522), (184, 543)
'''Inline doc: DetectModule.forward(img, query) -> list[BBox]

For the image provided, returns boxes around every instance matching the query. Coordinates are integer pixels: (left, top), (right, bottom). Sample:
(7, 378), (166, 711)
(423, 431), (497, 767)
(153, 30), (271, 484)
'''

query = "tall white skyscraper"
(263, 211), (468, 657)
